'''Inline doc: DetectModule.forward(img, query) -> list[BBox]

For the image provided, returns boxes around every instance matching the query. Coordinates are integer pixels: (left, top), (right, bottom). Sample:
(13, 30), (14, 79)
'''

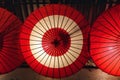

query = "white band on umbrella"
(30, 15), (83, 68)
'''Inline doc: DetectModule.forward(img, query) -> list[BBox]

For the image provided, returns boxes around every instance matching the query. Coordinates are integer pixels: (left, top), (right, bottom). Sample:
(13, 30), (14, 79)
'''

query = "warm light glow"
(90, 4), (120, 76)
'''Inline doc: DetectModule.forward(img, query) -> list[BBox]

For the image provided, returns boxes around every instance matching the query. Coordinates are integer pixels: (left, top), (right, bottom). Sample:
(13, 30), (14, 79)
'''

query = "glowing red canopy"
(20, 4), (89, 78)
(0, 8), (23, 74)
(90, 4), (120, 76)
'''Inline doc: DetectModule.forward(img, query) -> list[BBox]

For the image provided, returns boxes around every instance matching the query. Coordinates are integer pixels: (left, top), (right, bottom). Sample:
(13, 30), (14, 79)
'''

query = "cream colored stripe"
(30, 15), (83, 68)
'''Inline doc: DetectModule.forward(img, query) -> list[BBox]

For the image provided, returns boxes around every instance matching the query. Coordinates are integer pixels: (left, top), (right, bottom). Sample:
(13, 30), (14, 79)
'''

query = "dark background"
(0, 0), (119, 24)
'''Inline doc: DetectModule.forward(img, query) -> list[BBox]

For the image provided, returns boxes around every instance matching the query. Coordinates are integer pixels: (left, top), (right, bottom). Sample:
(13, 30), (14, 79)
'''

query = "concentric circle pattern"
(90, 4), (120, 76)
(20, 4), (89, 78)
(0, 8), (23, 74)
(42, 28), (71, 56)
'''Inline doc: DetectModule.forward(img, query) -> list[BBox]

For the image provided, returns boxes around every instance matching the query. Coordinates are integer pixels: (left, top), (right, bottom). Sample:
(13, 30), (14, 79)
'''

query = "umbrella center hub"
(52, 39), (60, 47)
(42, 28), (71, 56)
(0, 33), (3, 50)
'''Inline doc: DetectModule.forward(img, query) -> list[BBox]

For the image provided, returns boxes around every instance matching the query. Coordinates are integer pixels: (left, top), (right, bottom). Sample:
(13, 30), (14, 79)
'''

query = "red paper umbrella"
(0, 8), (23, 74)
(90, 5), (120, 76)
(20, 4), (89, 78)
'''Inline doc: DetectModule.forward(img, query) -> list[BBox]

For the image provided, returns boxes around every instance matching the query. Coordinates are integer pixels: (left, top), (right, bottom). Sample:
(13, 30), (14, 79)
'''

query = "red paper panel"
(0, 8), (23, 74)
(90, 4), (120, 76)
(20, 4), (89, 78)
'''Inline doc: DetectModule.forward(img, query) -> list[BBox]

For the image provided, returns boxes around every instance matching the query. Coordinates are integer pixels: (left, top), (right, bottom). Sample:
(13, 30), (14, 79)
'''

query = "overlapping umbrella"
(0, 8), (23, 74)
(20, 4), (89, 78)
(90, 4), (120, 76)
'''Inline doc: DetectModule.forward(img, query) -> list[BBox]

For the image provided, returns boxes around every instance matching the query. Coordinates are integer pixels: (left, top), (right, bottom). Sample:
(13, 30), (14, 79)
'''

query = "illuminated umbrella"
(90, 5), (120, 76)
(20, 4), (89, 78)
(0, 8), (23, 74)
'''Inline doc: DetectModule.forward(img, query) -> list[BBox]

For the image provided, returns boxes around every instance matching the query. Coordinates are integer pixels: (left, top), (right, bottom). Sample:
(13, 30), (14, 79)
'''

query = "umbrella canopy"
(90, 4), (120, 76)
(0, 8), (23, 74)
(20, 4), (89, 78)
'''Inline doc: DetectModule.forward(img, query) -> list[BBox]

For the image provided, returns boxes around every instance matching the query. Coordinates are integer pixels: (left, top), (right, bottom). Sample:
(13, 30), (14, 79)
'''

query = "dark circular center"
(0, 33), (3, 50)
(51, 39), (60, 47)
(42, 28), (71, 56)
